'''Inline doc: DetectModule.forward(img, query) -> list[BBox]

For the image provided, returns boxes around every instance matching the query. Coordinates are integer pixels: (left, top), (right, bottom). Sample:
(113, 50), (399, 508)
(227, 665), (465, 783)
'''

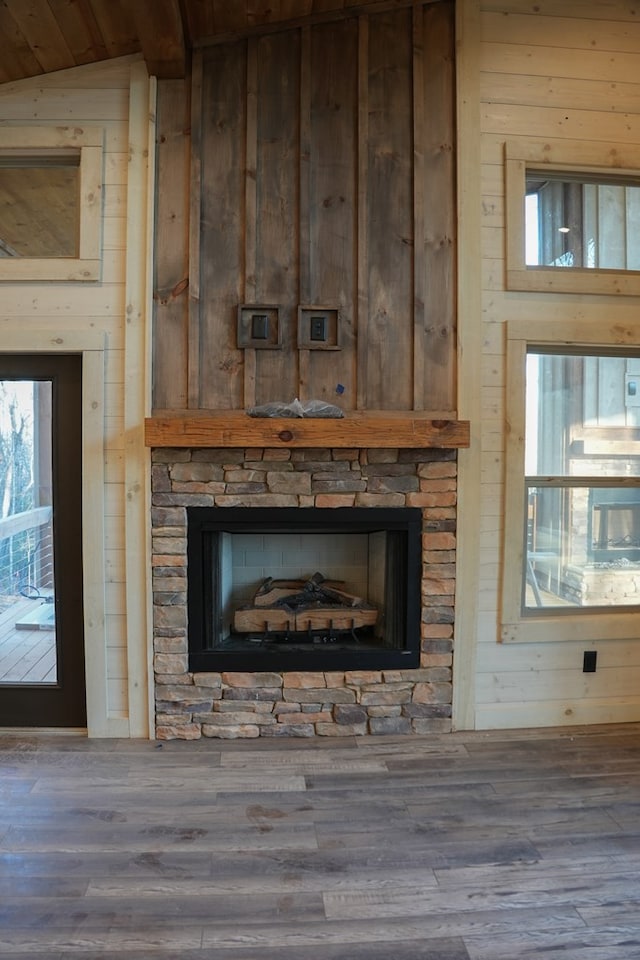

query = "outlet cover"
(237, 305), (281, 349)
(298, 306), (340, 350)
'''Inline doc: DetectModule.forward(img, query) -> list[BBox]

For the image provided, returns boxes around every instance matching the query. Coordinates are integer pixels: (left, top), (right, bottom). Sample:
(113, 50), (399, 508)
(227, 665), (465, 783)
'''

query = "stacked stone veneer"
(151, 446), (457, 739)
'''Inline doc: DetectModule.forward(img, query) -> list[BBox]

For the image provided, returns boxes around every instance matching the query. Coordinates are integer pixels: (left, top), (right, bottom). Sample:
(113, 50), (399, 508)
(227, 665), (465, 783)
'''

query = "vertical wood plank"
(254, 28), (300, 404)
(423, 0), (456, 411)
(243, 349), (257, 408)
(299, 348), (311, 402)
(244, 37), (258, 409)
(153, 79), (190, 409)
(366, 7), (413, 410)
(412, 5), (425, 411)
(188, 50), (203, 407)
(245, 37), (258, 307)
(300, 25), (312, 307)
(198, 42), (246, 408)
(356, 14), (369, 410)
(124, 60), (153, 738)
(299, 25), (312, 403)
(307, 18), (358, 408)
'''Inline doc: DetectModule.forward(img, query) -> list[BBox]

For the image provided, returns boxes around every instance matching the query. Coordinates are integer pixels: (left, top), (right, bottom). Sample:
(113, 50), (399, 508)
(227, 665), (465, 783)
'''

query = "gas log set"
(233, 571), (378, 644)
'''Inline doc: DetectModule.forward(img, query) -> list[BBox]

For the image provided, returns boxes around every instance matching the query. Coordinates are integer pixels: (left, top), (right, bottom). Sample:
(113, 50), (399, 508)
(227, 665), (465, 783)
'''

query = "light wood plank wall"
(0, 55), (152, 736)
(154, 2), (456, 413)
(473, 0), (640, 729)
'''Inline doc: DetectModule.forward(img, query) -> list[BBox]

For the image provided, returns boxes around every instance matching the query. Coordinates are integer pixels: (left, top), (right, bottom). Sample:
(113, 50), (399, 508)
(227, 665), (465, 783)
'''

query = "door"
(0, 354), (85, 726)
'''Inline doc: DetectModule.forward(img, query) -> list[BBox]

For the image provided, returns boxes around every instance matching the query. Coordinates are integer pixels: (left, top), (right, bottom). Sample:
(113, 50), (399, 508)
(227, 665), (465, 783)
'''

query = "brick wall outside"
(151, 446), (457, 739)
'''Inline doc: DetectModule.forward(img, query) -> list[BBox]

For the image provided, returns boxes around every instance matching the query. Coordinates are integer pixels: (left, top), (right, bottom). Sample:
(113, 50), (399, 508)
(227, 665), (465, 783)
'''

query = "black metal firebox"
(187, 507), (422, 671)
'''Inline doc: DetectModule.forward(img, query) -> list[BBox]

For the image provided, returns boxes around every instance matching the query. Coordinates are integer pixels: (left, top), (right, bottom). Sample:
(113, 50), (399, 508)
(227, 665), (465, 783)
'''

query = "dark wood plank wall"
(153, 80), (191, 410)
(153, 1), (456, 413)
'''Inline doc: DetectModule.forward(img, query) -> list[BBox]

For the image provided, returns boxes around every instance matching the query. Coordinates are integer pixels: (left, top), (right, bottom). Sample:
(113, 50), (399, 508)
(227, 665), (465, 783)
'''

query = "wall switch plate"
(310, 313), (328, 342)
(237, 305), (281, 349)
(298, 306), (340, 350)
(583, 650), (597, 673)
(251, 313), (269, 340)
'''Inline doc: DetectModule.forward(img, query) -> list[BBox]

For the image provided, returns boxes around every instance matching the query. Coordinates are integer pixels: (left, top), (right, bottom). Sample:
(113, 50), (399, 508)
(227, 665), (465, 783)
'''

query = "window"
(505, 140), (640, 295)
(502, 320), (640, 642)
(0, 127), (103, 281)
(0, 155), (80, 258)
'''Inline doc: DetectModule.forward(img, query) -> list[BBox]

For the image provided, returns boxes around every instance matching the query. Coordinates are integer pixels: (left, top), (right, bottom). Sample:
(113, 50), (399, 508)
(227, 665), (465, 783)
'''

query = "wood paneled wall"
(473, 0), (640, 730)
(153, 1), (455, 413)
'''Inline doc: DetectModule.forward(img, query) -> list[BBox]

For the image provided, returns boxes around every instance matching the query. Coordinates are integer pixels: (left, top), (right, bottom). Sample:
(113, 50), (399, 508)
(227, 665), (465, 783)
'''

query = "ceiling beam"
(130, 0), (187, 79)
(194, 0), (446, 48)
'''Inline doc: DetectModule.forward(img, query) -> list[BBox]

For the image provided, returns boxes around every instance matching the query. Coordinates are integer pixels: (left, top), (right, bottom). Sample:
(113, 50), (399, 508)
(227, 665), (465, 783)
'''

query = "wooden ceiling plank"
(247, 0), (281, 27)
(2, 0), (76, 74)
(279, 0), (313, 19)
(131, 0), (186, 79)
(0, 5), (44, 82)
(310, 0), (345, 12)
(211, 0), (247, 33)
(88, 0), (139, 58)
(179, 0), (215, 42)
(46, 0), (109, 66)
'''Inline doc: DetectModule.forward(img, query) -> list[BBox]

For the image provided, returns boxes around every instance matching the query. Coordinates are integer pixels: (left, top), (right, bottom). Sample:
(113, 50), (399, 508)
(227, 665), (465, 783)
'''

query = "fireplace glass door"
(188, 507), (421, 671)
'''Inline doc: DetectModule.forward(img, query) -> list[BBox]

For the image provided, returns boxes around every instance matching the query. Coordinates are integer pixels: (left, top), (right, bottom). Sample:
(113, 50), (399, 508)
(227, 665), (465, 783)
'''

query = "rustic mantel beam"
(145, 410), (470, 448)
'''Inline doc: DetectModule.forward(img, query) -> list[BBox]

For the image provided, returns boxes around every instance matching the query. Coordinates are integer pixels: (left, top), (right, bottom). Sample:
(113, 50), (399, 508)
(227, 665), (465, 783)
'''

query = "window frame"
(505, 139), (640, 296)
(0, 126), (103, 282)
(502, 318), (640, 643)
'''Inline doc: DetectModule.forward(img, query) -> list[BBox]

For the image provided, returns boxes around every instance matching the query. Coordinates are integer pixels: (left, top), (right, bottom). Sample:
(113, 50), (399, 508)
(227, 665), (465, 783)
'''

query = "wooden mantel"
(145, 410), (470, 449)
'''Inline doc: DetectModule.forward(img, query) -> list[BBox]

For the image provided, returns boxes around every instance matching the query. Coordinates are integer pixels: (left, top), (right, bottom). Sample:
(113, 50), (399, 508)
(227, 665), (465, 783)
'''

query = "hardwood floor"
(1, 724), (640, 958)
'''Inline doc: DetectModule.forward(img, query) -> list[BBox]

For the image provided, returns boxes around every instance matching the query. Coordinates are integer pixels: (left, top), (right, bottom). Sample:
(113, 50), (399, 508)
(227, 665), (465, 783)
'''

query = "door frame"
(0, 330), (114, 736)
(0, 353), (85, 725)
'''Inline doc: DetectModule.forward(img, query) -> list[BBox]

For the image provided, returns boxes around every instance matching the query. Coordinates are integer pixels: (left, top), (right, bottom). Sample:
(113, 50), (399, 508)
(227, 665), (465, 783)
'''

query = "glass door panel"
(0, 379), (57, 685)
(0, 354), (85, 727)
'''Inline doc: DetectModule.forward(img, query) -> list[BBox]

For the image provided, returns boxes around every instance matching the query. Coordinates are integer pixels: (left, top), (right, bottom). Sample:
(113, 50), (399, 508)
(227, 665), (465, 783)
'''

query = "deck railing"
(0, 506), (54, 598)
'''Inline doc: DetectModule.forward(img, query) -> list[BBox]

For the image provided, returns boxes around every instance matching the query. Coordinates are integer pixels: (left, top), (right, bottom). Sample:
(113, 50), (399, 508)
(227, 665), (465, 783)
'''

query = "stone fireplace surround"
(151, 444), (457, 740)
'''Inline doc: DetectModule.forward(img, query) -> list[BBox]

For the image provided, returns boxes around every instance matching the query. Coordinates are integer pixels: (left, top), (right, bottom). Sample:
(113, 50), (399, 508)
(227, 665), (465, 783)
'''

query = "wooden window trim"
(0, 126), (103, 282)
(505, 139), (640, 296)
(502, 318), (640, 643)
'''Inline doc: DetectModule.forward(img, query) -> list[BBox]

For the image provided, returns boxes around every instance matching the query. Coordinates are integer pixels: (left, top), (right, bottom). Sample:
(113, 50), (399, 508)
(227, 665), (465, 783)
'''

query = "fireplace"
(187, 506), (422, 672)
(150, 444), (458, 739)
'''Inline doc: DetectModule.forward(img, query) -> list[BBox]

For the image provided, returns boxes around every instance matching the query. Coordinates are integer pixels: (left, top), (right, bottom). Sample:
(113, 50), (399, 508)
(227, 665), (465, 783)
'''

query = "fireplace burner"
(187, 507), (422, 671)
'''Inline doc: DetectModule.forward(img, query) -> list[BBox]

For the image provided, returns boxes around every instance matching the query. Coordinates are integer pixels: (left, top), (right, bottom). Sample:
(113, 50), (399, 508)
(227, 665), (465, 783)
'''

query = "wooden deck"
(1, 723), (640, 958)
(0, 596), (56, 684)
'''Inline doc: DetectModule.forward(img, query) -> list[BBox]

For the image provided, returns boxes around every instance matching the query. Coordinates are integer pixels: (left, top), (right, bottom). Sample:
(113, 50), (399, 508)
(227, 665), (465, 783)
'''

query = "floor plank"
(0, 725), (640, 958)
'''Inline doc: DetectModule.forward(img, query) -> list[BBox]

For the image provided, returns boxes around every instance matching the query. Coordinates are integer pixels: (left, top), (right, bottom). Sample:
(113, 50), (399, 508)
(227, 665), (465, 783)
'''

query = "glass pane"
(526, 351), (640, 477)
(0, 380), (57, 684)
(0, 158), (79, 258)
(525, 173), (640, 271)
(525, 484), (640, 609)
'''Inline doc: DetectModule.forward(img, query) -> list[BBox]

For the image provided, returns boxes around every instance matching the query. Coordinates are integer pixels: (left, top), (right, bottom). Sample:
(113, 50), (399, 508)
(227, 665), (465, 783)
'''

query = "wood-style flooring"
(1, 723), (640, 959)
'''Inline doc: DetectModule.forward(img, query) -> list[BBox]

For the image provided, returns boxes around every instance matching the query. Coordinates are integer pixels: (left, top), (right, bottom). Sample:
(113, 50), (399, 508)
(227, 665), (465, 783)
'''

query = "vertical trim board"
(124, 61), (154, 738)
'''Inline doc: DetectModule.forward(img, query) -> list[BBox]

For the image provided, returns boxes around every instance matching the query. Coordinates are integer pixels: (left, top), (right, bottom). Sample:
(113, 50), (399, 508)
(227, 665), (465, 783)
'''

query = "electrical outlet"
(237, 304), (281, 349)
(583, 650), (597, 673)
(297, 306), (340, 350)
(251, 313), (269, 340)
(310, 314), (328, 342)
